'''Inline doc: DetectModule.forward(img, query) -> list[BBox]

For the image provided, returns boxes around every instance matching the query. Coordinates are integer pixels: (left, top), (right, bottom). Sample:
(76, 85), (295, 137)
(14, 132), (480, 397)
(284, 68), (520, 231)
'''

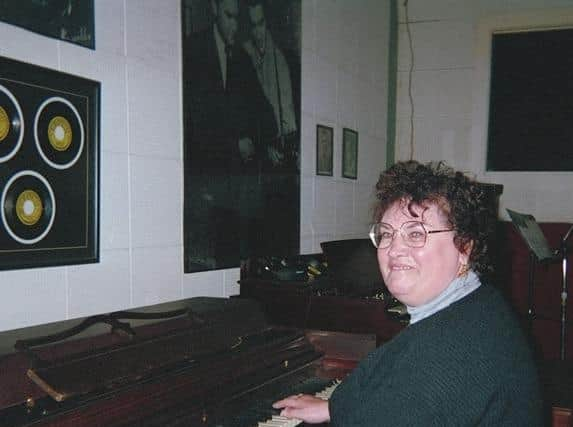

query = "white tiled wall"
(395, 0), (573, 222)
(0, 0), (391, 332)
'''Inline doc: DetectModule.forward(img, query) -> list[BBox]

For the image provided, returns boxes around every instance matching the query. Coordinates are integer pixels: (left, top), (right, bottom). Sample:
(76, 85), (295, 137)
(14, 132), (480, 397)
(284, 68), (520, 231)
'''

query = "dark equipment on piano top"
(320, 238), (386, 297)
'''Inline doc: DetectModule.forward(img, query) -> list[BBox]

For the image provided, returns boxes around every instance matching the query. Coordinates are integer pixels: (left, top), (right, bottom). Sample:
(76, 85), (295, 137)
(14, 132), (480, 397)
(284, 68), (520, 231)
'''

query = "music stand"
(507, 209), (572, 360)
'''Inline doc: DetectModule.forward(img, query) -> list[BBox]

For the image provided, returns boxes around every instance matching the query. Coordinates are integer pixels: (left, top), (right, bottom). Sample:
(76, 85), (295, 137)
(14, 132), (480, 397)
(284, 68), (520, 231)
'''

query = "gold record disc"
(48, 115), (73, 151)
(15, 190), (43, 226)
(0, 106), (9, 142)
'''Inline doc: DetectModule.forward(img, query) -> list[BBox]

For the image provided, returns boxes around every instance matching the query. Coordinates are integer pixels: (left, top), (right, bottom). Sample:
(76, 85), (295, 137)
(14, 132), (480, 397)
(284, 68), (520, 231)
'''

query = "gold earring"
(457, 263), (469, 277)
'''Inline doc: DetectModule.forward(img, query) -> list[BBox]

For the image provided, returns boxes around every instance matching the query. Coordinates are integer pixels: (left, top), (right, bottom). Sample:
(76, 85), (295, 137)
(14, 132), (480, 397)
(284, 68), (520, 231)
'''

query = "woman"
(274, 161), (542, 425)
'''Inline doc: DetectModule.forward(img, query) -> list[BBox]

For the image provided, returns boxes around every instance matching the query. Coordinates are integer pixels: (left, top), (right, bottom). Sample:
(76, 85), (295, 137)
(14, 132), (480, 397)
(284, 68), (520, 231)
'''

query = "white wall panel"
(130, 156), (181, 248)
(313, 178), (337, 227)
(0, 268), (67, 330)
(100, 151), (130, 250)
(68, 249), (131, 318)
(337, 70), (357, 128)
(358, 133), (385, 186)
(313, 55), (338, 123)
(125, 0), (181, 71)
(334, 181), (355, 230)
(94, 0), (126, 56)
(314, 0), (341, 61)
(356, 182), (378, 226)
(132, 245), (181, 307)
(126, 58), (181, 159)
(0, 23), (59, 70)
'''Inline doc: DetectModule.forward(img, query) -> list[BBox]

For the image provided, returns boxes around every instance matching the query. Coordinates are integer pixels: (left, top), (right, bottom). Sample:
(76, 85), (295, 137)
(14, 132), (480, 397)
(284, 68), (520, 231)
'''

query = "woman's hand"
(272, 394), (330, 424)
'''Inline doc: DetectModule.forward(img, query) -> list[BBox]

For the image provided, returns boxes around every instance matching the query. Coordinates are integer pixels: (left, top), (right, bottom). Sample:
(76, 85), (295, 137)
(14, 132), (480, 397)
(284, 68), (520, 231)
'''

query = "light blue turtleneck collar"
(406, 270), (481, 325)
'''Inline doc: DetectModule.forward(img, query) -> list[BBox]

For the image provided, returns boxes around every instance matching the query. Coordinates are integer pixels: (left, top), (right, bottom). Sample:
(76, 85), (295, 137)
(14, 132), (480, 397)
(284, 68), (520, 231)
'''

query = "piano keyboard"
(257, 380), (341, 427)
(141, 367), (340, 426)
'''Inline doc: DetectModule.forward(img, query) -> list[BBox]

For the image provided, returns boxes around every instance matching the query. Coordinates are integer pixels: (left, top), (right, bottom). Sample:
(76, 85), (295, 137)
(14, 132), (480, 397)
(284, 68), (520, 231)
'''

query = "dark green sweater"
(329, 285), (542, 426)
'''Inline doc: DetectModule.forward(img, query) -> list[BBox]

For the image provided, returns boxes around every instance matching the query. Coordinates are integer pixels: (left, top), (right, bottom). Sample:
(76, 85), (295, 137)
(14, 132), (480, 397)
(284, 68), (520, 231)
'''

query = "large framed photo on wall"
(0, 0), (95, 49)
(181, 0), (301, 272)
(0, 56), (100, 270)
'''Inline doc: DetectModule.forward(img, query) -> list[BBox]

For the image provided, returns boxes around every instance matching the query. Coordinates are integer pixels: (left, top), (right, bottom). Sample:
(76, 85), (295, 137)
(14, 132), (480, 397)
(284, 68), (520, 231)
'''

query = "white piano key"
(257, 380), (341, 427)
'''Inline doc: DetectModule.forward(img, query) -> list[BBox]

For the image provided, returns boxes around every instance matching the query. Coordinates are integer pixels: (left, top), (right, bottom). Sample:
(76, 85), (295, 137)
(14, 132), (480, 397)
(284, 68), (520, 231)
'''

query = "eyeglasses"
(369, 221), (454, 249)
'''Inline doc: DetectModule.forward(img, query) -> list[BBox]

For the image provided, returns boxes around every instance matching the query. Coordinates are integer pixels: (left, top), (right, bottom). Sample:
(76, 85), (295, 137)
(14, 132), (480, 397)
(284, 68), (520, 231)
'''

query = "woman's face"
(377, 200), (469, 307)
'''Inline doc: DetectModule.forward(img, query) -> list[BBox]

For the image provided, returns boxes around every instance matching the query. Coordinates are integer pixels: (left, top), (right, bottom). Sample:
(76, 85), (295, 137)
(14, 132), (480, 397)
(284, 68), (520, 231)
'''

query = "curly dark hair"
(373, 160), (492, 276)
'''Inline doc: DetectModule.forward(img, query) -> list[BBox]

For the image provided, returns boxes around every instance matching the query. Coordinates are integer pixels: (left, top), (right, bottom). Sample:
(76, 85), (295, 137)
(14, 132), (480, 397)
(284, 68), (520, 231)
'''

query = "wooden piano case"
(0, 297), (372, 427)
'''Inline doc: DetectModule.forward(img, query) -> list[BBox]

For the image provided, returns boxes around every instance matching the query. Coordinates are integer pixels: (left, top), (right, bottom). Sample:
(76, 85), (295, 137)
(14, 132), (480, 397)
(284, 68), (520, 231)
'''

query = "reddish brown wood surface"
(239, 278), (404, 345)
(0, 297), (361, 427)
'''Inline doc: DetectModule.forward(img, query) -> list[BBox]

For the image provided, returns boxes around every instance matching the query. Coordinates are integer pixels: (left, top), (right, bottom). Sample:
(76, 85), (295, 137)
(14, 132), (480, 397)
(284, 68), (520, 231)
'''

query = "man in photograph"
(241, 0), (300, 255)
(243, 0), (298, 171)
(183, 0), (277, 270)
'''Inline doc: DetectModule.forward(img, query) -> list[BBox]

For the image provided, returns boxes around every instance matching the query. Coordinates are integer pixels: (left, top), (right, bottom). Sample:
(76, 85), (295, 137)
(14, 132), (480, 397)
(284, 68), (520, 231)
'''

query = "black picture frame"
(0, 56), (100, 270)
(0, 1), (95, 50)
(181, 0), (301, 273)
(316, 124), (333, 176)
(342, 128), (358, 179)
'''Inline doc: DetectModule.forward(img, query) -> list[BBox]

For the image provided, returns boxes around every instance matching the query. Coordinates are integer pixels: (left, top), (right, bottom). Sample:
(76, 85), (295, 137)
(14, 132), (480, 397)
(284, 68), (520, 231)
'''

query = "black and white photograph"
(182, 0), (301, 272)
(342, 128), (358, 179)
(0, 0), (95, 49)
(316, 124), (333, 176)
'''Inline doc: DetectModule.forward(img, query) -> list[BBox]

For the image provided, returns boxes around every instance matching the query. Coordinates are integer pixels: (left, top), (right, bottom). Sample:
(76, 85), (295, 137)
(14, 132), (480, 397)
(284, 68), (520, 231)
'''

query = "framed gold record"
(0, 84), (24, 163)
(1, 170), (56, 245)
(0, 56), (100, 271)
(34, 96), (84, 170)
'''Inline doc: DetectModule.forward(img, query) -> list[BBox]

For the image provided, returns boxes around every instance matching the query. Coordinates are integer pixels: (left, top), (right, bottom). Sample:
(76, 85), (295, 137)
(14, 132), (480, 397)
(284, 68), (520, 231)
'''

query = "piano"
(0, 297), (374, 427)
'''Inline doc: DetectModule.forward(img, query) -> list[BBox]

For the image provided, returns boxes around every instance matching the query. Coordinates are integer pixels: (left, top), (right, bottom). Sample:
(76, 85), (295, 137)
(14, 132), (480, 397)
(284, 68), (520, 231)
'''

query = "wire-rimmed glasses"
(369, 221), (454, 249)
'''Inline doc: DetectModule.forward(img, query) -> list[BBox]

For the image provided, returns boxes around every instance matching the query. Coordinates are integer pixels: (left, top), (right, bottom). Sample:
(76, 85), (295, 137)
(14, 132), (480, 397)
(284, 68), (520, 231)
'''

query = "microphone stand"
(559, 224), (573, 360)
(527, 251), (536, 336)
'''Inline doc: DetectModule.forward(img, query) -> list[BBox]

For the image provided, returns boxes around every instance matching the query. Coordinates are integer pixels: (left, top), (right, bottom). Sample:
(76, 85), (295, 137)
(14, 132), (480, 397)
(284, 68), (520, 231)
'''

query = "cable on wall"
(403, 0), (415, 160)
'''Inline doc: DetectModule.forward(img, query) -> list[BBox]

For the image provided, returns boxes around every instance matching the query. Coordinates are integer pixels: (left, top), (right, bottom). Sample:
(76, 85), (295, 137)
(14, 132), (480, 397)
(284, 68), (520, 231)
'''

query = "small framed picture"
(316, 124), (333, 176)
(342, 128), (358, 179)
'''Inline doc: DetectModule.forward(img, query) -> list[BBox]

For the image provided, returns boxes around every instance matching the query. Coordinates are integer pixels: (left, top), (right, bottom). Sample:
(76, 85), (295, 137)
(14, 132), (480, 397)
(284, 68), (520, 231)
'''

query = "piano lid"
(0, 297), (269, 410)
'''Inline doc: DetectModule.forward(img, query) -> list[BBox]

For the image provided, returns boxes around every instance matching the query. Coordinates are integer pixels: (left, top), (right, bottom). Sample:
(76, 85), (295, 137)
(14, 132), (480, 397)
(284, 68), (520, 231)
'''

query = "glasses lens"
(370, 223), (394, 248)
(403, 221), (427, 247)
(369, 224), (379, 247)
